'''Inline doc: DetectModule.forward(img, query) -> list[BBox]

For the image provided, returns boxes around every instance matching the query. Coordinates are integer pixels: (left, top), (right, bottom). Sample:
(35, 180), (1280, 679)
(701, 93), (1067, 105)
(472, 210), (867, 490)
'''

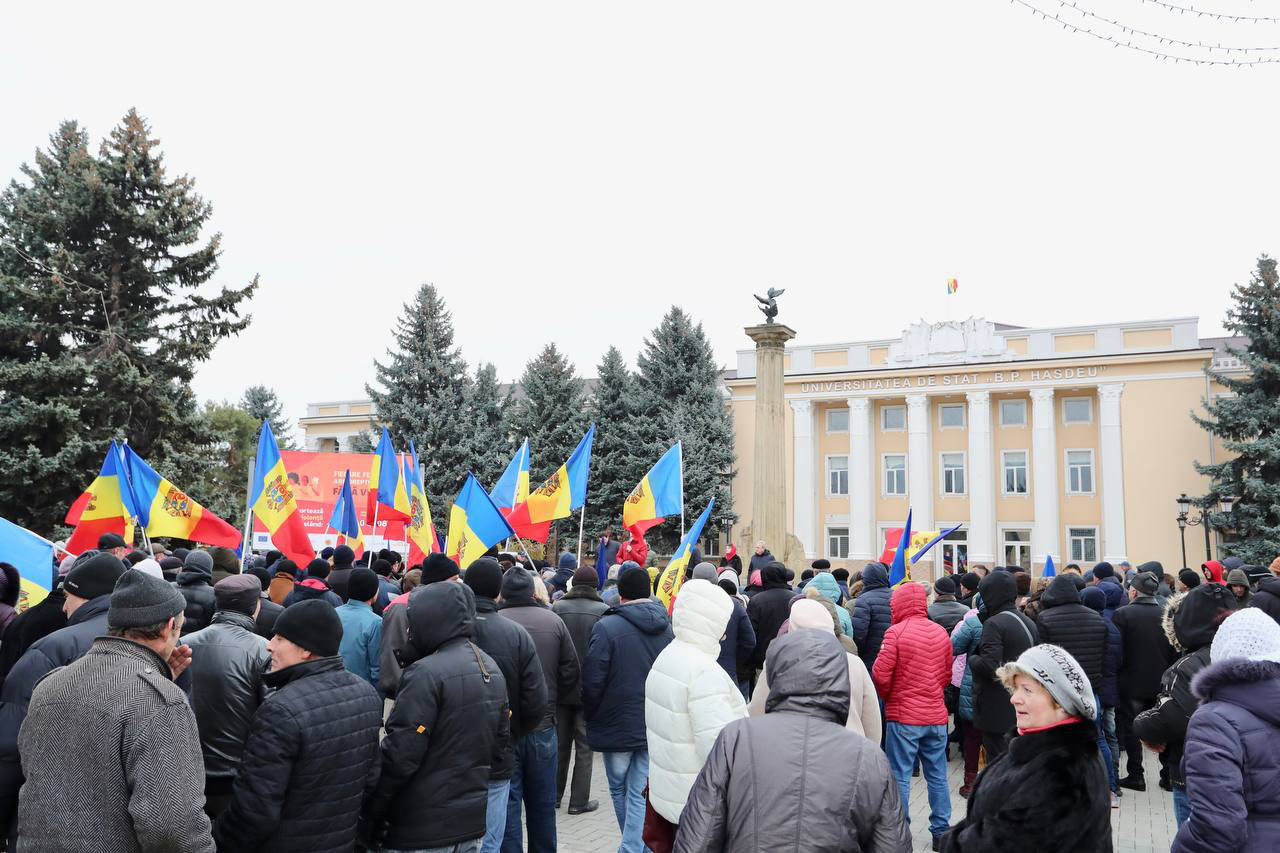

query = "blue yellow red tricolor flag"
(492, 439), (551, 541)
(446, 473), (515, 570)
(506, 425), (595, 540)
(655, 498), (714, 614)
(404, 441), (442, 565)
(0, 516), (55, 608)
(328, 469), (365, 557)
(366, 427), (411, 525)
(121, 445), (240, 547)
(65, 441), (138, 555)
(622, 442), (683, 537)
(885, 511), (963, 587)
(250, 423), (315, 566)
(947, 277), (959, 294)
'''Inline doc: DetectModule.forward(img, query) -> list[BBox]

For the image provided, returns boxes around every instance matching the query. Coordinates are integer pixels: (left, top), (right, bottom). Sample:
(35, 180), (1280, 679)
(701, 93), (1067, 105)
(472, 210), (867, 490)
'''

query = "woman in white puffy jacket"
(644, 578), (749, 825)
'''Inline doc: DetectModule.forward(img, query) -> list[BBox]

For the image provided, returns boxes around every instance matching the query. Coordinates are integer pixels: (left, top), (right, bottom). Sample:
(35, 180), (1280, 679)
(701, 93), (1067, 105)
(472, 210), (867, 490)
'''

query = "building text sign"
(799, 365), (1102, 394)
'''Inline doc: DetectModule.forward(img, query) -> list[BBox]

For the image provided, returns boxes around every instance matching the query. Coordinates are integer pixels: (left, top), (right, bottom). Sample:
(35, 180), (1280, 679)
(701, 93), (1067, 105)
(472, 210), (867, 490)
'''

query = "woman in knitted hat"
(942, 643), (1111, 852)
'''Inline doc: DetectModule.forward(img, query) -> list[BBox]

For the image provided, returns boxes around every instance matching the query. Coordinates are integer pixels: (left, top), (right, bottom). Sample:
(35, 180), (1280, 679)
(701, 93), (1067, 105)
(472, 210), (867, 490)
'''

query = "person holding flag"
(328, 470), (365, 558)
(249, 424), (314, 566)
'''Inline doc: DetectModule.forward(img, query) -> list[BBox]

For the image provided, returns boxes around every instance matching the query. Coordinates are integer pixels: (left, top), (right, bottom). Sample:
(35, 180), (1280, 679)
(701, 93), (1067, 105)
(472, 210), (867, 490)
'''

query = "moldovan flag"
(655, 497), (715, 614)
(0, 516), (55, 608)
(507, 425), (595, 539)
(121, 445), (240, 547)
(404, 442), (441, 565)
(65, 441), (138, 556)
(328, 470), (365, 557)
(886, 513), (963, 587)
(446, 474), (515, 570)
(250, 423), (315, 566)
(622, 442), (683, 537)
(491, 439), (550, 541)
(367, 427), (411, 525)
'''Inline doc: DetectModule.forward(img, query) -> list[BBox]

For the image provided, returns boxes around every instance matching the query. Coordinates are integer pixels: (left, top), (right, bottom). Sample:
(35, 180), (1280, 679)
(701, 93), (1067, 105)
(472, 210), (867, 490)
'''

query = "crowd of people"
(0, 531), (1278, 852)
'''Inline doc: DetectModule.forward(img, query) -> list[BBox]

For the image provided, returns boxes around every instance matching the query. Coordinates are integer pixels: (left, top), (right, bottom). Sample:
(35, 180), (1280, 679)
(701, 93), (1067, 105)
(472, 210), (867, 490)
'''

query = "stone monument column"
(745, 322), (797, 560)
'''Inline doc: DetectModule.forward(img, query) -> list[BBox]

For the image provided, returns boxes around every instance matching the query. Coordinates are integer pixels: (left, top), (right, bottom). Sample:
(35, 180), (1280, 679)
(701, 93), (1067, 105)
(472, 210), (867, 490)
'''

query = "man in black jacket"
(362, 580), (509, 853)
(214, 599), (381, 852)
(1112, 570), (1176, 791)
(551, 565), (609, 814)
(464, 559), (549, 853)
(327, 544), (356, 602)
(1253, 560), (1280, 625)
(968, 571), (1039, 759)
(746, 562), (795, 672)
(183, 575), (272, 818)
(176, 550), (217, 634)
(499, 566), (580, 853)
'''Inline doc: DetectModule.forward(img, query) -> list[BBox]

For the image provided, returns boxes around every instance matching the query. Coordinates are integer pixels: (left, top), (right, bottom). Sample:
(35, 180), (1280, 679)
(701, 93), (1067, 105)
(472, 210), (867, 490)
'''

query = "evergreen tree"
(239, 385), (294, 449)
(467, 363), (512, 489)
(348, 429), (376, 454)
(195, 401), (259, 525)
(0, 113), (256, 533)
(636, 307), (737, 551)
(366, 283), (472, 531)
(509, 343), (590, 547)
(1195, 255), (1280, 565)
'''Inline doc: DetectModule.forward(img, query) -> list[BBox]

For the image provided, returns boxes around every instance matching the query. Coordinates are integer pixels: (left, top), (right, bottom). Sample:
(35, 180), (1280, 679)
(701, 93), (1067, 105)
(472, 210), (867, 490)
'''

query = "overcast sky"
(4, 2), (1276, 442)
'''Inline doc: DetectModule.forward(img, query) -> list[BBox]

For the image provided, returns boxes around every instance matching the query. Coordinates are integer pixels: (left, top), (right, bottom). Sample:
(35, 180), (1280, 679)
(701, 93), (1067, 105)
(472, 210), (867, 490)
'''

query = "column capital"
(789, 399), (813, 415)
(790, 399), (813, 438)
(1030, 387), (1056, 404)
(905, 393), (930, 412)
(847, 396), (871, 415)
(1097, 383), (1125, 402)
(965, 389), (991, 403)
(745, 323), (798, 351)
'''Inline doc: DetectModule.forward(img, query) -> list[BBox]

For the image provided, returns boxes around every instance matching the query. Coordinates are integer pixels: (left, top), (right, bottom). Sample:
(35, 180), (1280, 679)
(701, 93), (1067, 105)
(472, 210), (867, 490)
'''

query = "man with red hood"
(1200, 560), (1226, 586)
(616, 529), (649, 569)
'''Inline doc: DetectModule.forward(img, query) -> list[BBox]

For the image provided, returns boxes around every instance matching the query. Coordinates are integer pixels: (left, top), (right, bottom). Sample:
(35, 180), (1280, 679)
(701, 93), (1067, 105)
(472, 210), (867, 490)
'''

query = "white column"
(966, 391), (996, 564)
(1030, 388), (1061, 568)
(848, 397), (874, 560)
(790, 399), (816, 558)
(906, 395), (933, 532)
(1098, 383), (1129, 563)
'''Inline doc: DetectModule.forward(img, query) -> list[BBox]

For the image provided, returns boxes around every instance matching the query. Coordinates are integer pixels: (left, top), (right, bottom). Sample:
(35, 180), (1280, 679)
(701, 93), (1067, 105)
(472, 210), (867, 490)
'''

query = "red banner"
(251, 450), (411, 552)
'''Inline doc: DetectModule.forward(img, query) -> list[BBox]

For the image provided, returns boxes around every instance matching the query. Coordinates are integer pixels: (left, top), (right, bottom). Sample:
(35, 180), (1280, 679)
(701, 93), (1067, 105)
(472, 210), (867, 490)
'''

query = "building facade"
(726, 316), (1242, 579)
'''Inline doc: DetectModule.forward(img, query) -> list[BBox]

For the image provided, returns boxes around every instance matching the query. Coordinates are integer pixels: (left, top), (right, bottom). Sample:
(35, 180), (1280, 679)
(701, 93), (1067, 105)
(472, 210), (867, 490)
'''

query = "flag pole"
(679, 441), (686, 540)
(576, 505), (585, 568)
(241, 456), (257, 558)
(117, 440), (151, 555)
(513, 532), (540, 571)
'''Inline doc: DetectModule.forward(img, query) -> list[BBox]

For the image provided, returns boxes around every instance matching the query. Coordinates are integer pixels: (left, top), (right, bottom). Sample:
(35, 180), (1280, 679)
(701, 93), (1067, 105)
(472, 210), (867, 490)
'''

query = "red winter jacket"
(872, 583), (953, 726)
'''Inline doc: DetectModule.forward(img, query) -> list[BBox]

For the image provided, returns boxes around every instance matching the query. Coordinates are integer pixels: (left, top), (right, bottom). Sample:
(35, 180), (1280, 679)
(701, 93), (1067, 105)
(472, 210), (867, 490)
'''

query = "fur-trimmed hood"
(1192, 657), (1280, 726)
(1163, 584), (1238, 653)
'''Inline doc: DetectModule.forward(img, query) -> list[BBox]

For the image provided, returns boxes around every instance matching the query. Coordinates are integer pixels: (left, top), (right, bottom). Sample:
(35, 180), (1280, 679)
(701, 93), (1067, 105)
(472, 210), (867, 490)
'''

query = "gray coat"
(675, 630), (911, 853)
(552, 586), (609, 705)
(17, 637), (213, 852)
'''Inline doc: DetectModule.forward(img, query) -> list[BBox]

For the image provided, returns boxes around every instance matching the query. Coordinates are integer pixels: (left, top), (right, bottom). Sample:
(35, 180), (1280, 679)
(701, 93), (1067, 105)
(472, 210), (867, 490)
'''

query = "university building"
(726, 316), (1243, 578)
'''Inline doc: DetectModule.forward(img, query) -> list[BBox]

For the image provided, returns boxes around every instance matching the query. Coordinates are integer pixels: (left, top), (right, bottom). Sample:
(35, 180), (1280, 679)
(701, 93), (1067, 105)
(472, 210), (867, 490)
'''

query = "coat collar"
(1006, 719), (1096, 765)
(263, 655), (345, 689)
(69, 595), (111, 626)
(87, 636), (174, 678)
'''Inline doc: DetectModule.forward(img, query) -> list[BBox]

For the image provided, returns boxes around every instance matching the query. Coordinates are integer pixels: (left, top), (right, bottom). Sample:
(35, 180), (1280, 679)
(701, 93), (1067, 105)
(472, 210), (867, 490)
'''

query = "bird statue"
(754, 287), (785, 324)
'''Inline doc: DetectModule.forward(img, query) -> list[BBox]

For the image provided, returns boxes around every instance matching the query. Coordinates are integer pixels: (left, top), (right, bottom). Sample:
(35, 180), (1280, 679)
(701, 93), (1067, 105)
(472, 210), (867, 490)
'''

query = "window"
(1002, 450), (1029, 495)
(1002, 528), (1032, 570)
(941, 452), (966, 495)
(883, 454), (907, 496)
(941, 529), (968, 574)
(1063, 397), (1093, 425)
(826, 408), (849, 433)
(827, 456), (849, 496)
(882, 405), (906, 431)
(939, 403), (966, 429)
(827, 526), (850, 559)
(999, 399), (1027, 427)
(1068, 527), (1098, 563)
(1066, 449), (1094, 494)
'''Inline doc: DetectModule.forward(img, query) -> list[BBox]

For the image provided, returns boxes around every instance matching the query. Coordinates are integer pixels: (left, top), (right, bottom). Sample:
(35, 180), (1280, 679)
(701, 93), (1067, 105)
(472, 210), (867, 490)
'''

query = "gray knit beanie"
(998, 643), (1097, 721)
(109, 570), (187, 629)
(691, 562), (719, 582)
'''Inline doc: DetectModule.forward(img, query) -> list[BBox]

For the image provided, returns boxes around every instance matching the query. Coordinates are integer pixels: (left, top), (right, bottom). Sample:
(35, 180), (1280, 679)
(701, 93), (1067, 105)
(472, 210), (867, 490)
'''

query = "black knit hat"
(1093, 561), (1115, 580)
(275, 559), (298, 579)
(64, 553), (127, 600)
(348, 568), (380, 603)
(320, 546), (335, 561)
(372, 559), (392, 577)
(272, 599), (343, 657)
(1178, 568), (1202, 590)
(97, 532), (127, 550)
(109, 570), (186, 629)
(812, 559), (831, 571)
(464, 558), (504, 600)
(423, 553), (460, 584)
(960, 571), (981, 593)
(214, 574), (262, 616)
(934, 576), (957, 596)
(332, 545), (355, 567)
(306, 558), (330, 580)
(618, 566), (651, 601)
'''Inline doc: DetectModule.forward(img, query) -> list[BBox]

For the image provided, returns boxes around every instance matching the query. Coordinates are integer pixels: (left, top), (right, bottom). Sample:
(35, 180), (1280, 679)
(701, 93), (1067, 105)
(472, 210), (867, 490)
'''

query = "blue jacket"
(952, 611), (983, 722)
(375, 577), (399, 612)
(1082, 585), (1123, 707)
(849, 563), (894, 670)
(581, 600), (673, 752)
(336, 601), (382, 692)
(716, 598), (755, 689)
(809, 573), (853, 637)
(1101, 579), (1124, 623)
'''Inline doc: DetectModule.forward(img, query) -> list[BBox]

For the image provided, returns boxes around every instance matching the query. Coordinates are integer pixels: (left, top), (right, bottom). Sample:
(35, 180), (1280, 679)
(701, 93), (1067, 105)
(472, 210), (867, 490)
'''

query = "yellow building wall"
(875, 399), (909, 527)
(932, 394), (970, 521)
(1057, 390), (1101, 535)
(814, 350), (849, 369)
(993, 394), (1033, 523)
(1124, 328), (1173, 349)
(1055, 333), (1096, 353)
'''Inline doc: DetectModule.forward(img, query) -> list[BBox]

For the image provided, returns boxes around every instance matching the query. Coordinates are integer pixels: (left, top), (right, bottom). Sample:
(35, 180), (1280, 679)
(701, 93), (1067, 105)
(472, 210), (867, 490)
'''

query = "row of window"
(825, 449), (1095, 497)
(824, 525), (1101, 565)
(823, 397), (1094, 434)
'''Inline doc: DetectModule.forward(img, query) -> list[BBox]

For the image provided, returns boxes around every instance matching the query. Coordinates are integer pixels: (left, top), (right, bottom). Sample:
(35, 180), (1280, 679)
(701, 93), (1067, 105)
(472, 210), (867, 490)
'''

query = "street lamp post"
(1176, 494), (1232, 570)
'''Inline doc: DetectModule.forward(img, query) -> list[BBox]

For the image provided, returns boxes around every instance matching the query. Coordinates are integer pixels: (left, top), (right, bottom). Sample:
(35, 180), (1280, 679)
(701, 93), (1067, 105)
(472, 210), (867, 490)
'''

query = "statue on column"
(754, 287), (785, 324)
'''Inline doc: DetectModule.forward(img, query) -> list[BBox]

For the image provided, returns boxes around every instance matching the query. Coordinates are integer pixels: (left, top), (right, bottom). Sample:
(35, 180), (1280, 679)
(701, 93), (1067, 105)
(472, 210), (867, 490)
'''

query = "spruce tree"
(467, 363), (512, 490)
(240, 385), (294, 449)
(636, 307), (737, 551)
(585, 347), (663, 540)
(366, 283), (473, 531)
(1195, 255), (1280, 564)
(0, 113), (256, 533)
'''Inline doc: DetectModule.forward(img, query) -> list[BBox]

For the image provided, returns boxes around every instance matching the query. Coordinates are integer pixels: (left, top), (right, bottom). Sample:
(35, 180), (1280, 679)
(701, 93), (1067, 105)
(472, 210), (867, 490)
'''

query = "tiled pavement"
(551, 746), (1177, 852)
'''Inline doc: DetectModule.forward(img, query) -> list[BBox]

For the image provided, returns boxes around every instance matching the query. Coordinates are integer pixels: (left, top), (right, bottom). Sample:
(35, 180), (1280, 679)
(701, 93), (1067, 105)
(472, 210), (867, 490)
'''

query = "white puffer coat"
(645, 579), (748, 823)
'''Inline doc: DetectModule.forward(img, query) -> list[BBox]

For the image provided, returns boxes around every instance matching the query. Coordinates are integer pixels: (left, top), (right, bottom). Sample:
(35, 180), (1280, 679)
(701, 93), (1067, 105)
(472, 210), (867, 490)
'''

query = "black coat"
(363, 582), (509, 851)
(176, 569), (217, 635)
(969, 572), (1039, 736)
(327, 566), (354, 602)
(551, 586), (610, 704)
(499, 587), (579, 730)
(1034, 575), (1109, 686)
(182, 610), (271, 784)
(472, 597), (548, 779)
(942, 720), (1112, 852)
(213, 656), (382, 852)
(0, 591), (67, 682)
(849, 562), (894, 670)
(745, 565), (794, 670)
(716, 598), (755, 687)
(581, 600), (673, 752)
(1250, 575), (1280, 625)
(1112, 593), (1176, 700)
(254, 596), (283, 639)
